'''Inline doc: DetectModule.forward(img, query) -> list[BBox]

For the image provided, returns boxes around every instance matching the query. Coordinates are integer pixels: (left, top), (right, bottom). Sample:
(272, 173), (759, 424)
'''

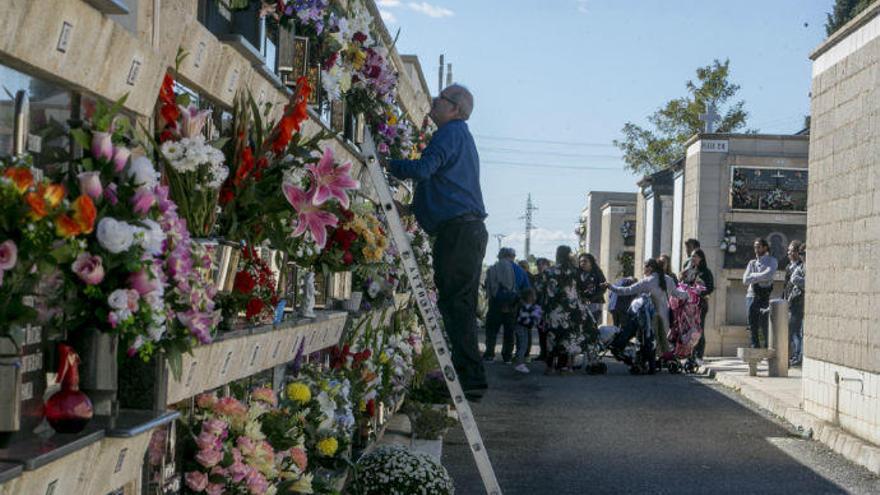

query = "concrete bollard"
(768, 298), (789, 377)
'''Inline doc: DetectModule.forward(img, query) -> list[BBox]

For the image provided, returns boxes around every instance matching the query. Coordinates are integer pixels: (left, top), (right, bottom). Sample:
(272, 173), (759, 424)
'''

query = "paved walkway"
(442, 359), (880, 494)
(702, 357), (880, 477)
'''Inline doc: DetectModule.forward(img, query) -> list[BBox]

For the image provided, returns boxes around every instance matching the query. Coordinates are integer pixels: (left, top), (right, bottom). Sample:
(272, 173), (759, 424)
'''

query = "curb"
(705, 367), (880, 475)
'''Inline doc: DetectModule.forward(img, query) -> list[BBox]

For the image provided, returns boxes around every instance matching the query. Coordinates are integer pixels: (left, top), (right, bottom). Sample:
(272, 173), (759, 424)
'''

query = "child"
(514, 288), (542, 374)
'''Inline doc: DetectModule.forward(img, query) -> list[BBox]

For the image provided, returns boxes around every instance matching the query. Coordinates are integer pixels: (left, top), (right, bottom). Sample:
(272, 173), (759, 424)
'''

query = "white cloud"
(505, 228), (578, 244)
(495, 228), (579, 260)
(408, 2), (454, 18)
(380, 9), (397, 23)
(378, 0), (401, 7)
(576, 0), (588, 14)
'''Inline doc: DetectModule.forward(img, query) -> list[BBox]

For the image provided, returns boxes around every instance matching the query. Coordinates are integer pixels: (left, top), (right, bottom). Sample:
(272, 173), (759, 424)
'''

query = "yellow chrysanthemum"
(379, 352), (390, 364)
(286, 382), (311, 404)
(317, 437), (339, 457)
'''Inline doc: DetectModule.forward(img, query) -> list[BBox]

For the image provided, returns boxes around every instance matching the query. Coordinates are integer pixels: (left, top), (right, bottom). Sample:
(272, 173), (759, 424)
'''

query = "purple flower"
(104, 183), (118, 205)
(112, 146), (131, 173)
(0, 240), (18, 271)
(179, 105), (211, 138)
(128, 269), (159, 296)
(228, 460), (249, 483)
(131, 187), (156, 215)
(91, 132), (113, 161)
(202, 419), (228, 437)
(77, 171), (103, 200)
(178, 309), (214, 344)
(71, 252), (104, 285)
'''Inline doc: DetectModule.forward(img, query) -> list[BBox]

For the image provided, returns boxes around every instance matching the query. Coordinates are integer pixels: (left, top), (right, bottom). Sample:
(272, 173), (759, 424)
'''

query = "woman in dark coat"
(680, 248), (715, 362)
(577, 253), (606, 326)
(541, 246), (590, 373)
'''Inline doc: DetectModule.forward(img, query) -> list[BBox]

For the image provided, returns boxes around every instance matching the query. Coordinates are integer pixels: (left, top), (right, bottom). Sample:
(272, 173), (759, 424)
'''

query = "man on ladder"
(385, 83), (489, 401)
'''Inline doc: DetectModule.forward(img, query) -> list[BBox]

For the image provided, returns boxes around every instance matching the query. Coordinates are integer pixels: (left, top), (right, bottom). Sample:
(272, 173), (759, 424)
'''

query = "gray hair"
(444, 83), (474, 120)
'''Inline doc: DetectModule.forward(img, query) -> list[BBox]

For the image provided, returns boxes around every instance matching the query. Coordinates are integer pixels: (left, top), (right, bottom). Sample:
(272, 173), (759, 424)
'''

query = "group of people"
(481, 241), (716, 374)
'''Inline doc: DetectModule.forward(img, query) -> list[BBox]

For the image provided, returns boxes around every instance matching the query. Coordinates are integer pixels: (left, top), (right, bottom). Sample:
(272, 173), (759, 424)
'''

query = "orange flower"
(43, 184), (65, 208)
(24, 191), (47, 220)
(56, 214), (80, 238)
(4, 167), (33, 193)
(71, 195), (96, 234)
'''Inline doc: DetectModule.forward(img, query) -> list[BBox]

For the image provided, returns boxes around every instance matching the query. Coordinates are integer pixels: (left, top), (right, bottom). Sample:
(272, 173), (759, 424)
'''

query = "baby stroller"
(604, 294), (658, 374)
(662, 283), (705, 374)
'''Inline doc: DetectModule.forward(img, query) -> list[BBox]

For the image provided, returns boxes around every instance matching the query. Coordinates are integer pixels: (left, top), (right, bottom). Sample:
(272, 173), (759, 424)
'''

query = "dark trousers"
(693, 300), (709, 359)
(483, 303), (516, 362)
(789, 300), (804, 361)
(748, 288), (772, 348)
(433, 219), (488, 391)
(537, 324), (548, 360)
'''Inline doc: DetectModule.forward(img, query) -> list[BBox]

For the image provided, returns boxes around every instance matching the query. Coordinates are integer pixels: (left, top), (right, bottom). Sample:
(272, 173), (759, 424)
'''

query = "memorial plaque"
(723, 222), (806, 270)
(730, 167), (808, 211)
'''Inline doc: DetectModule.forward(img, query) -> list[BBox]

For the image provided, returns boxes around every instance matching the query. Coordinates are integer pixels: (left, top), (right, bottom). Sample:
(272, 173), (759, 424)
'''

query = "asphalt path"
(442, 360), (880, 495)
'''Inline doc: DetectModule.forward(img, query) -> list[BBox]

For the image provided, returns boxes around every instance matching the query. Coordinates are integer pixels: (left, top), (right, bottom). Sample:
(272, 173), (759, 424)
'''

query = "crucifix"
(699, 102), (721, 133)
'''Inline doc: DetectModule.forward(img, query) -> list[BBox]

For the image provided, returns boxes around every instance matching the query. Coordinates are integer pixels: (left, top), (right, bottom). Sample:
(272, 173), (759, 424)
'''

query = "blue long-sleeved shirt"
(388, 120), (487, 234)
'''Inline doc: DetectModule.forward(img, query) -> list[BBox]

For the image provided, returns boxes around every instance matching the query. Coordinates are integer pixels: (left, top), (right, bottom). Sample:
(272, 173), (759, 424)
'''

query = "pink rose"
(112, 146), (131, 173)
(91, 131), (113, 161)
(185, 471), (208, 492)
(236, 436), (257, 457)
(228, 460), (250, 483)
(246, 470), (269, 495)
(205, 483), (224, 495)
(195, 431), (219, 451)
(201, 418), (227, 437)
(195, 447), (223, 468)
(128, 270), (158, 296)
(0, 240), (18, 271)
(131, 187), (156, 215)
(77, 171), (103, 200)
(71, 252), (104, 285)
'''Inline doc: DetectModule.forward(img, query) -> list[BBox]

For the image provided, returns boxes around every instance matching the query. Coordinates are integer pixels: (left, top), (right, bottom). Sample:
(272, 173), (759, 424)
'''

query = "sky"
(377, 0), (830, 263)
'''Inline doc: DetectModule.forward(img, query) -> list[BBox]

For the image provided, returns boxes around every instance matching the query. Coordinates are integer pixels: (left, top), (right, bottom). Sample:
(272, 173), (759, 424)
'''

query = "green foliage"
(826, 0), (874, 36)
(403, 401), (457, 440)
(614, 59), (750, 176)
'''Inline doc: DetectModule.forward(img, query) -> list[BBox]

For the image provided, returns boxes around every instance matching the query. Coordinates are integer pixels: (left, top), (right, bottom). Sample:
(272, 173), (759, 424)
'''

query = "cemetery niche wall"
(721, 222), (807, 271)
(730, 167), (808, 212)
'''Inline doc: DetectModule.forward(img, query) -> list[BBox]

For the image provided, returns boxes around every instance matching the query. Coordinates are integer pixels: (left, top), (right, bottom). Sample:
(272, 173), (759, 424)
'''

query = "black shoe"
(482, 355), (495, 362)
(464, 390), (485, 402)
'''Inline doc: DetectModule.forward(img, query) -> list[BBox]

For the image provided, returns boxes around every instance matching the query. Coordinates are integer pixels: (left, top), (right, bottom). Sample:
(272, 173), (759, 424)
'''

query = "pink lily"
(282, 183), (338, 249)
(306, 147), (359, 208)
(179, 105), (211, 138)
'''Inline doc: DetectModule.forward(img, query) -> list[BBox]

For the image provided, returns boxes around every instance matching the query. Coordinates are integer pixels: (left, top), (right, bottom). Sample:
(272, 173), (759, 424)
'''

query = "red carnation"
(219, 184), (234, 206)
(246, 298), (265, 319)
(366, 399), (376, 418)
(233, 271), (256, 294)
(353, 32), (367, 44)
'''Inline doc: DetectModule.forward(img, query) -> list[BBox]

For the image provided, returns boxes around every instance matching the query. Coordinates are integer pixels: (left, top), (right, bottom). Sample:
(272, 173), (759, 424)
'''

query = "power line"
(479, 146), (621, 160)
(475, 134), (618, 148)
(481, 159), (620, 171)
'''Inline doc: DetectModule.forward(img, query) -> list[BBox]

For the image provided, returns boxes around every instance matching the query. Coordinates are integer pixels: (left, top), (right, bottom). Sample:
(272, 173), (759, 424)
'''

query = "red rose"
(219, 185), (234, 206)
(366, 399), (376, 418)
(342, 250), (354, 265)
(233, 271), (256, 294)
(353, 32), (367, 44)
(246, 298), (265, 319)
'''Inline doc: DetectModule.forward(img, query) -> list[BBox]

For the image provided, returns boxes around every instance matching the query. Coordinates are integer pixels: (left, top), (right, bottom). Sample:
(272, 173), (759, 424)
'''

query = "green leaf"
(70, 128), (91, 149)
(166, 351), (183, 382)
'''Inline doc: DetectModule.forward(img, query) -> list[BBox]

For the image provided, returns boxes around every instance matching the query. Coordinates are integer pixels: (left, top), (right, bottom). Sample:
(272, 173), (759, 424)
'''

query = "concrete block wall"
(804, 1), (880, 447)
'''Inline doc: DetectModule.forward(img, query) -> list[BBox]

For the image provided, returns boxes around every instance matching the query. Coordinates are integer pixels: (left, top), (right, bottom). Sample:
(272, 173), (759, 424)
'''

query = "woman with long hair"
(604, 258), (687, 360)
(680, 248), (714, 363)
(577, 253), (607, 326)
(539, 246), (590, 373)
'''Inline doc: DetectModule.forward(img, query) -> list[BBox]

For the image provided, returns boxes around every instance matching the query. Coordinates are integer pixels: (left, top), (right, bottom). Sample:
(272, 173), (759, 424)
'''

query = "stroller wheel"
(684, 361), (697, 374)
(629, 365), (641, 375)
(667, 361), (681, 374)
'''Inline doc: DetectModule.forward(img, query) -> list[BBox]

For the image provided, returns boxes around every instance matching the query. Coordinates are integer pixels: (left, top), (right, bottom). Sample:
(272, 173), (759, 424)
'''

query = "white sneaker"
(514, 364), (530, 374)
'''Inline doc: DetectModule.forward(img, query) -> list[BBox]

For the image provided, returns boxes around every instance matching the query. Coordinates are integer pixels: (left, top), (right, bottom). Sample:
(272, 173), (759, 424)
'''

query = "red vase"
(45, 344), (93, 434)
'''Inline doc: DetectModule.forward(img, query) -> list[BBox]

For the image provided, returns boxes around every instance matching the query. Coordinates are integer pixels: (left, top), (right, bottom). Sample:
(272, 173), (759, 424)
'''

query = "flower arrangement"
(223, 246), (279, 325)
(320, 202), (387, 272)
(181, 390), (313, 494)
(0, 155), (90, 334)
(353, 444), (454, 495)
(155, 73), (229, 237)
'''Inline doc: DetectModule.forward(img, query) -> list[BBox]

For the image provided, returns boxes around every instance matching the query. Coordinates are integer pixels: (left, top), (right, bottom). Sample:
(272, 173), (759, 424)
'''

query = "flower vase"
(342, 291), (363, 312)
(215, 240), (242, 292)
(0, 336), (22, 433)
(71, 330), (117, 416)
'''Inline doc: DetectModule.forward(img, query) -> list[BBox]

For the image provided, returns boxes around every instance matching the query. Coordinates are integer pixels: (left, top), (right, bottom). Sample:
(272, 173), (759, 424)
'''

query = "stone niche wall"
(804, 3), (880, 446)
(806, 8), (880, 375)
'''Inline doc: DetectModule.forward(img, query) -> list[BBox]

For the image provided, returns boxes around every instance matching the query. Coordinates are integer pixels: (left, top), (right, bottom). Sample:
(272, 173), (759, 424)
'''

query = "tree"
(614, 59), (750, 176)
(825, 0), (873, 36)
